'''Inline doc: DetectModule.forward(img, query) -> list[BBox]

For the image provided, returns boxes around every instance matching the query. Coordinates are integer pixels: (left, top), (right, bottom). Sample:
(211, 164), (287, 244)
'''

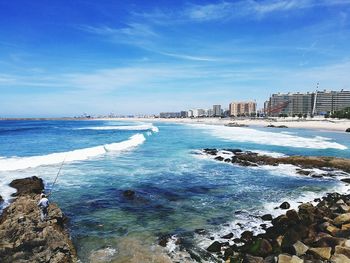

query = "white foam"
(188, 124), (347, 150)
(252, 150), (288, 158)
(77, 124), (159, 133)
(0, 134), (146, 172)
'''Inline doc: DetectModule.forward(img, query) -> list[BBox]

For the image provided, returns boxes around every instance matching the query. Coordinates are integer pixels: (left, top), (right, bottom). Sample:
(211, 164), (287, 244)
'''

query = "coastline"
(98, 117), (350, 132)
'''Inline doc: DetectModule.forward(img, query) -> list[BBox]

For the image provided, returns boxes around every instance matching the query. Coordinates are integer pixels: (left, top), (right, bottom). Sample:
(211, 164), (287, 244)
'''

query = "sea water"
(0, 120), (349, 262)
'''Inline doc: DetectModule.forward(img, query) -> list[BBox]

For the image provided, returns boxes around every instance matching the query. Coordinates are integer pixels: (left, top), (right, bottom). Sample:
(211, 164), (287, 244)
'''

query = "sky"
(0, 0), (350, 117)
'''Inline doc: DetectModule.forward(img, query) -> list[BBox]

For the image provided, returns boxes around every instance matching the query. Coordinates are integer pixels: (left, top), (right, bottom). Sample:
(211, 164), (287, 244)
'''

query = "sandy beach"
(99, 117), (350, 132)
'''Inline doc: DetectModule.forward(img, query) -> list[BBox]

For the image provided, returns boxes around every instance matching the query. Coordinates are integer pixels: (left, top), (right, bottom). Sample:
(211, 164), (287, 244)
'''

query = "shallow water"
(0, 120), (349, 262)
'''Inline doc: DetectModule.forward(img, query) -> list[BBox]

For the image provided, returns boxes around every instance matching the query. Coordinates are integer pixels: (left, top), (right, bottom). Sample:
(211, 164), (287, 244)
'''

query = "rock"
(326, 224), (340, 235)
(330, 253), (350, 263)
(214, 156), (224, 161)
(261, 214), (273, 221)
(241, 230), (254, 242)
(122, 190), (135, 200)
(309, 247), (332, 260)
(335, 245), (350, 258)
(334, 213), (350, 225)
(0, 177), (77, 263)
(296, 169), (311, 176)
(9, 176), (44, 196)
(194, 228), (207, 235)
(244, 254), (264, 263)
(314, 236), (345, 248)
(280, 202), (291, 209)
(221, 233), (234, 239)
(286, 209), (300, 222)
(207, 241), (222, 253)
(246, 238), (272, 257)
(346, 128), (350, 133)
(341, 179), (350, 184)
(277, 254), (292, 263)
(158, 234), (171, 247)
(0, 195), (3, 204)
(298, 203), (315, 225)
(293, 240), (309, 256)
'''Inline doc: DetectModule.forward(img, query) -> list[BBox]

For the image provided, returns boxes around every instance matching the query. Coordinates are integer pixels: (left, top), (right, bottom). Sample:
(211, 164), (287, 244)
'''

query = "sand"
(98, 117), (350, 132)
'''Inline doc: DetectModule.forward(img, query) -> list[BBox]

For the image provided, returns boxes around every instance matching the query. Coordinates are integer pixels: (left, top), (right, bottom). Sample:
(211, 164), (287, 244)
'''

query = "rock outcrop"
(206, 192), (350, 262)
(201, 148), (350, 173)
(0, 176), (77, 263)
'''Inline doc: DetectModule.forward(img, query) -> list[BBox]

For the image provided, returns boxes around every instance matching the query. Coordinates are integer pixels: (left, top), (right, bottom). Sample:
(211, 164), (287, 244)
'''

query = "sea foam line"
(0, 133), (146, 172)
(76, 124), (159, 133)
(188, 124), (347, 150)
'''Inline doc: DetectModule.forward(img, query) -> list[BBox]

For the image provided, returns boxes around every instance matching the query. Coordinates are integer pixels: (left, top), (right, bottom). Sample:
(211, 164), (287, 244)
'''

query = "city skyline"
(1, 1), (350, 117)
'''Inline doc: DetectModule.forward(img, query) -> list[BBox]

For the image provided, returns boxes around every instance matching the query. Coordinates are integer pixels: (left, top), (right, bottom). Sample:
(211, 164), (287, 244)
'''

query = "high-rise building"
(229, 101), (257, 116)
(213, 105), (222, 117)
(266, 90), (350, 116)
(192, 109), (206, 118)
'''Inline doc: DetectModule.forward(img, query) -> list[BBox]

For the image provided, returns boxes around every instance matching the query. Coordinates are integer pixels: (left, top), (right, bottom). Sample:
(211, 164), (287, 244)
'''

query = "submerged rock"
(0, 177), (77, 263)
(123, 189), (135, 200)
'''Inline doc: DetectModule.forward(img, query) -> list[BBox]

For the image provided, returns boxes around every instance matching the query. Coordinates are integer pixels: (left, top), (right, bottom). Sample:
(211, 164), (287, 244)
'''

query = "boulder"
(341, 179), (350, 184)
(241, 231), (254, 242)
(0, 195), (3, 204)
(280, 202), (291, 210)
(221, 233), (234, 239)
(9, 176), (44, 196)
(246, 238), (272, 257)
(277, 254), (292, 263)
(330, 253), (350, 263)
(293, 240), (309, 256)
(346, 128), (350, 133)
(207, 241), (222, 253)
(298, 203), (315, 225)
(334, 213), (350, 225)
(261, 214), (273, 221)
(309, 247), (332, 260)
(314, 236), (345, 249)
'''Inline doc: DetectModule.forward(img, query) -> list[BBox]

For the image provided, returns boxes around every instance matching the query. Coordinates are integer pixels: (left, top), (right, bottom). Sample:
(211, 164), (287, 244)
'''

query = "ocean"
(0, 120), (349, 262)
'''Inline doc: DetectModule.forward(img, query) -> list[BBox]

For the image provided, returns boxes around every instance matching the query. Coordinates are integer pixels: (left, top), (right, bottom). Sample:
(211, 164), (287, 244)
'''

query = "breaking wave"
(77, 124), (159, 133)
(0, 134), (146, 172)
(189, 124), (347, 150)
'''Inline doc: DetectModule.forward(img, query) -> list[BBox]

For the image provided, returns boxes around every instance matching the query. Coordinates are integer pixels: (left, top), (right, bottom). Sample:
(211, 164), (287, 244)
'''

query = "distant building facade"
(213, 105), (222, 117)
(266, 90), (350, 116)
(229, 101), (257, 116)
(159, 112), (181, 118)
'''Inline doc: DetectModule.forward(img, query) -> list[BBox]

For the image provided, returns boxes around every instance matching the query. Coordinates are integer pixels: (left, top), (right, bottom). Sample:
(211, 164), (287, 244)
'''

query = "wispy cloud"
(157, 51), (220, 61)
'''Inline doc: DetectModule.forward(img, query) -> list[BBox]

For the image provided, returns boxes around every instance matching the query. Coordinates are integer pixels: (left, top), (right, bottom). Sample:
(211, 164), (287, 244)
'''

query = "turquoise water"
(0, 120), (349, 262)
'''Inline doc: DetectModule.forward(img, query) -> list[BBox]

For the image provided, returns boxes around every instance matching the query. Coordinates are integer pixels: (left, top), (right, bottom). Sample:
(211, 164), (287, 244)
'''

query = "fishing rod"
(47, 156), (66, 197)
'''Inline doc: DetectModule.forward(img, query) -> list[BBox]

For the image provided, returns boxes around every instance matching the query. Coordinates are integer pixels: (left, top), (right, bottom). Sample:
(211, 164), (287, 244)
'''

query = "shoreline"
(1, 117), (349, 132)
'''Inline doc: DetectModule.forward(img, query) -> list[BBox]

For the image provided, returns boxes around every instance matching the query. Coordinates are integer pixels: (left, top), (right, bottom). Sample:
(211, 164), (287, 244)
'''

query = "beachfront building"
(229, 101), (257, 117)
(187, 110), (194, 118)
(313, 90), (350, 115)
(213, 105), (222, 117)
(207, 108), (214, 117)
(192, 109), (206, 118)
(266, 90), (350, 116)
(159, 112), (181, 118)
(266, 92), (313, 117)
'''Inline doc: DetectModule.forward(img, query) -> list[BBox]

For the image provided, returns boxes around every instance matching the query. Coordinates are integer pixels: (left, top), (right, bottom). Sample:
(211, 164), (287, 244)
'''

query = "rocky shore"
(205, 192), (350, 263)
(0, 176), (77, 263)
(200, 148), (350, 174)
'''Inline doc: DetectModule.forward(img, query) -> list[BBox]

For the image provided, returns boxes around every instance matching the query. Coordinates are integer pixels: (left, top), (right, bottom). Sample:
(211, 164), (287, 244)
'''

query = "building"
(229, 101), (257, 116)
(207, 108), (214, 117)
(313, 90), (350, 115)
(192, 109), (206, 118)
(180, 111), (188, 118)
(213, 105), (222, 117)
(266, 90), (350, 116)
(159, 112), (181, 118)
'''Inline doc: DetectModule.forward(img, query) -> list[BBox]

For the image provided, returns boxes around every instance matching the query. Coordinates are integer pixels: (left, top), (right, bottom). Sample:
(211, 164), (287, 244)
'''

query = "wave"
(189, 124), (347, 150)
(76, 124), (159, 133)
(0, 134), (146, 172)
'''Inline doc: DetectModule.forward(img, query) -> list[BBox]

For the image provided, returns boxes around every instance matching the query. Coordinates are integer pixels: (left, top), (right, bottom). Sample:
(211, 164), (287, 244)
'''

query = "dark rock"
(207, 241), (222, 252)
(286, 209), (300, 223)
(214, 156), (224, 161)
(221, 233), (234, 239)
(224, 158), (231, 163)
(341, 178), (350, 184)
(244, 254), (264, 263)
(241, 231), (254, 242)
(296, 169), (311, 176)
(280, 202), (291, 209)
(298, 203), (315, 225)
(224, 246), (234, 260)
(203, 148), (218, 155)
(261, 214), (273, 221)
(123, 190), (135, 200)
(9, 176), (44, 196)
(158, 234), (172, 247)
(346, 128), (350, 132)
(246, 238), (272, 257)
(0, 195), (3, 204)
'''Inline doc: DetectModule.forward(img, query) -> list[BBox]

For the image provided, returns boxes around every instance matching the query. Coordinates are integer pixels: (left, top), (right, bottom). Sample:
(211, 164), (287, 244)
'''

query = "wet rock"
(280, 202), (291, 210)
(207, 241), (222, 253)
(296, 169), (311, 176)
(221, 233), (233, 239)
(0, 195), (3, 204)
(244, 254), (264, 263)
(341, 179), (350, 184)
(309, 247), (332, 260)
(123, 190), (135, 200)
(158, 234), (171, 247)
(203, 148), (218, 155)
(241, 230), (254, 242)
(293, 240), (309, 256)
(214, 156), (224, 161)
(346, 128), (350, 133)
(9, 176), (44, 196)
(261, 214), (273, 221)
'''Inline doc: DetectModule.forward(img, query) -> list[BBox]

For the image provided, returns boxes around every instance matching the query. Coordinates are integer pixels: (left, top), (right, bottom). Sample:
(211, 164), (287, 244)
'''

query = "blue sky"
(0, 0), (350, 117)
